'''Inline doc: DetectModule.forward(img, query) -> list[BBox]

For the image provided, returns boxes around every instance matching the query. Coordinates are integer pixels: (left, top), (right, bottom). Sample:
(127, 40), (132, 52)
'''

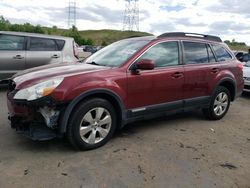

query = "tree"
(52, 25), (58, 33)
(101, 40), (108, 46)
(33, 25), (45, 34)
(85, 38), (94, 45)
(63, 25), (84, 45)
(0, 16), (10, 30)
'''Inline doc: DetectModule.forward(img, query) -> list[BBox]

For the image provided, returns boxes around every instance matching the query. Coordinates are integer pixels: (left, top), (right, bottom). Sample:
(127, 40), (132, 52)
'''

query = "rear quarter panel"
(215, 60), (244, 96)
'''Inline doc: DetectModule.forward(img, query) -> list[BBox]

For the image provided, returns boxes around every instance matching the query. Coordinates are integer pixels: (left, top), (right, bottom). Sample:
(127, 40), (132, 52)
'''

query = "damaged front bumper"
(7, 90), (66, 141)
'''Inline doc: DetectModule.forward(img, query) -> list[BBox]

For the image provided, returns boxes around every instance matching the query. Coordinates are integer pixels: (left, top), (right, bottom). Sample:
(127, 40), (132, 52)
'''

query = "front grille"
(8, 80), (16, 92)
(243, 77), (250, 81)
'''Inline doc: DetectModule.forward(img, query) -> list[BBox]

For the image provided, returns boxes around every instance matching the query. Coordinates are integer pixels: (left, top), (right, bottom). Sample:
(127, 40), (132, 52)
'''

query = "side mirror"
(135, 59), (155, 70)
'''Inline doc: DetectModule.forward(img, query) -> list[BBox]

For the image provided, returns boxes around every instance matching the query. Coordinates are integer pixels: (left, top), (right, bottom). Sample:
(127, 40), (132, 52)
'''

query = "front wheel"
(203, 86), (231, 120)
(67, 98), (117, 150)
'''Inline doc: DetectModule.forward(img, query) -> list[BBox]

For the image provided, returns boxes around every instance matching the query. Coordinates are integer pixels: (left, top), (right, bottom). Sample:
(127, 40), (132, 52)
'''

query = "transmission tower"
(68, 1), (76, 28)
(123, 0), (139, 31)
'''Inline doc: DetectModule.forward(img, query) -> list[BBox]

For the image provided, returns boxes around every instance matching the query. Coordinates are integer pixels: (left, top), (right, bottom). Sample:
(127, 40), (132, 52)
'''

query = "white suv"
(0, 31), (78, 80)
(243, 61), (250, 92)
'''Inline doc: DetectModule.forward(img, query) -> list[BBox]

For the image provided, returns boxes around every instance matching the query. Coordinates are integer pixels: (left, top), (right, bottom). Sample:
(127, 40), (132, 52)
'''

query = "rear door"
(25, 37), (62, 69)
(0, 34), (26, 80)
(182, 41), (218, 106)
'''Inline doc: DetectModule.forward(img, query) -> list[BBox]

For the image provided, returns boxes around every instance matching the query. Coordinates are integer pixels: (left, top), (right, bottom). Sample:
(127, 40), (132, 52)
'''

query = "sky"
(0, 0), (250, 45)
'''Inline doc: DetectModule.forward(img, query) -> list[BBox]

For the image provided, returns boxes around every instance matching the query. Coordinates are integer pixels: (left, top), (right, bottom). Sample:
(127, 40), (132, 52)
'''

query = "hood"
(13, 62), (110, 88)
(243, 65), (250, 77)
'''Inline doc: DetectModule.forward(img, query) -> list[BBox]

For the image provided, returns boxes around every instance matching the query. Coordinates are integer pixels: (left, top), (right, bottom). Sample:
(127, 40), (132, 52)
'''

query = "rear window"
(0, 34), (25, 50)
(29, 37), (57, 51)
(183, 42), (209, 64)
(211, 44), (232, 61)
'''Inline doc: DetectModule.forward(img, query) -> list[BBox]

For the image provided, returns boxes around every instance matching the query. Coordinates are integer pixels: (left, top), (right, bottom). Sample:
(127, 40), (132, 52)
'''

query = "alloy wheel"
(213, 92), (229, 116)
(79, 107), (112, 144)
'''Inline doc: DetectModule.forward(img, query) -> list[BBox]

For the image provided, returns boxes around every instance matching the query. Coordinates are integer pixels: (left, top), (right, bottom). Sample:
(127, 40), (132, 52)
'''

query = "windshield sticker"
(118, 49), (137, 55)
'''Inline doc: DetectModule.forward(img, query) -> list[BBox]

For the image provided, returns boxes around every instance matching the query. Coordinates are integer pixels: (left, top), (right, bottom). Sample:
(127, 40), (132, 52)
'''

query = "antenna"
(123, 0), (139, 31)
(68, 1), (76, 28)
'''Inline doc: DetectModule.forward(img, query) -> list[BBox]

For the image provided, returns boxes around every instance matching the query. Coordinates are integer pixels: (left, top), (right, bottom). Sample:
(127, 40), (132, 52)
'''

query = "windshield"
(85, 39), (149, 67)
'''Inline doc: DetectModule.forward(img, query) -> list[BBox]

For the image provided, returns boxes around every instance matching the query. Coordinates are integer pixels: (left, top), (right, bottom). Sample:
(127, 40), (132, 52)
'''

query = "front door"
(0, 34), (26, 80)
(127, 41), (184, 111)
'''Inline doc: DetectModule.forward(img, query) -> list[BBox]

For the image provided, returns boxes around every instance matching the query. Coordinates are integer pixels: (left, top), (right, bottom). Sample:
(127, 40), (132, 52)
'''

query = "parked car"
(233, 51), (247, 62)
(242, 53), (250, 63)
(6, 32), (244, 150)
(243, 61), (250, 92)
(83, 45), (97, 53)
(0, 31), (78, 80)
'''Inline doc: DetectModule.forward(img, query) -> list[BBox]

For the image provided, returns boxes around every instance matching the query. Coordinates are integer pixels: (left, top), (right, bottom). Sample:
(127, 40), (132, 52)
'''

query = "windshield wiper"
(86, 61), (102, 66)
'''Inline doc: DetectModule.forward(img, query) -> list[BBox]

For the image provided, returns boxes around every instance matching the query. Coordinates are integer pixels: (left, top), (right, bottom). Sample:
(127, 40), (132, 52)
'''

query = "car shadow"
(115, 110), (206, 138)
(241, 92), (250, 99)
(16, 110), (206, 152)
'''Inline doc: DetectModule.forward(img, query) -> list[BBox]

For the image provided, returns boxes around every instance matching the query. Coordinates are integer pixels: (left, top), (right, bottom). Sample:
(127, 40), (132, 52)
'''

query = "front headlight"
(14, 77), (64, 101)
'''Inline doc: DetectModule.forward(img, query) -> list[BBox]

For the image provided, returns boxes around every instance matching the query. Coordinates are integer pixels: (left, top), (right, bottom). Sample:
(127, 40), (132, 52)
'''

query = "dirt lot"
(0, 89), (249, 188)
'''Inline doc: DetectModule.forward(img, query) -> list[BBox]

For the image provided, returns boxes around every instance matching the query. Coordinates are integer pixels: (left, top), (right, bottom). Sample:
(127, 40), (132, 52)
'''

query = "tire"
(203, 86), (231, 120)
(67, 98), (117, 150)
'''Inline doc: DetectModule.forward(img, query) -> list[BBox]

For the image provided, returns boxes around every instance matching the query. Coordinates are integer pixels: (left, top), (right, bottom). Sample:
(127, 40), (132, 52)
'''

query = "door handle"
(51, 54), (60, 58)
(211, 68), (219, 74)
(172, 72), (183, 79)
(13, 55), (24, 59)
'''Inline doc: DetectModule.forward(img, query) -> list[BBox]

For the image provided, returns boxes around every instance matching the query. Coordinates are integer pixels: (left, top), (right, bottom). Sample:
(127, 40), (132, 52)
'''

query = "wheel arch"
(216, 78), (236, 101)
(59, 89), (126, 133)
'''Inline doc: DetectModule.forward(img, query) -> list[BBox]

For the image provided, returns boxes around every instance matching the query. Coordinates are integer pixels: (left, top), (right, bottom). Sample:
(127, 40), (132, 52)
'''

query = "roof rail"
(157, 32), (222, 42)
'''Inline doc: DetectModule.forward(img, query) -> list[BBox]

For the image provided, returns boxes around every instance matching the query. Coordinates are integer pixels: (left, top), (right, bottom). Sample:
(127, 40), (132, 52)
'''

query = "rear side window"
(211, 44), (232, 61)
(29, 37), (57, 51)
(0, 34), (25, 50)
(55, 39), (65, 50)
(183, 42), (208, 64)
(138, 41), (179, 67)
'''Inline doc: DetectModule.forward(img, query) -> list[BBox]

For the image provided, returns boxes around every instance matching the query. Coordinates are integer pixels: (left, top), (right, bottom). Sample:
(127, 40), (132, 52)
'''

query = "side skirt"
(124, 96), (211, 125)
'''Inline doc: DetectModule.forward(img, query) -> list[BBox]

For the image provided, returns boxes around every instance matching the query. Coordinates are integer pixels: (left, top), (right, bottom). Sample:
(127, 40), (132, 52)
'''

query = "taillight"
(73, 41), (79, 58)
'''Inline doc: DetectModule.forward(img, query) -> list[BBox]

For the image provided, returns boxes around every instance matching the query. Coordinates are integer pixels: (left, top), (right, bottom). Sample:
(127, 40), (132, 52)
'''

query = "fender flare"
(214, 77), (236, 100)
(59, 88), (126, 133)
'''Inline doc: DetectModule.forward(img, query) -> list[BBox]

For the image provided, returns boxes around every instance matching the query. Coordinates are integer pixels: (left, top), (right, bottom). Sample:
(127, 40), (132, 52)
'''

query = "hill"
(78, 29), (153, 45)
(224, 39), (249, 52)
(43, 27), (153, 45)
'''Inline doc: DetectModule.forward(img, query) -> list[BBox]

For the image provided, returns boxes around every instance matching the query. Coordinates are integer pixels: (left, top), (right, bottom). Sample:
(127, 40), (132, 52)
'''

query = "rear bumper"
(7, 91), (66, 140)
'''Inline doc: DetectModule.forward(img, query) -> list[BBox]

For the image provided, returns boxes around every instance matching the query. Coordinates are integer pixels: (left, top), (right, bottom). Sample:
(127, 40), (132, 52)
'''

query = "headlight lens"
(14, 77), (64, 101)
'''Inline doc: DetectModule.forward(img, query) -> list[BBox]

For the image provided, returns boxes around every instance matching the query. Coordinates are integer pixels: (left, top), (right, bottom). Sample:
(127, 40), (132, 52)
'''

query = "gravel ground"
(0, 89), (249, 188)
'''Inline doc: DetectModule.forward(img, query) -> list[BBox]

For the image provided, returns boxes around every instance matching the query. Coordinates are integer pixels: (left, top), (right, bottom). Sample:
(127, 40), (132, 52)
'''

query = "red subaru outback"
(6, 32), (244, 150)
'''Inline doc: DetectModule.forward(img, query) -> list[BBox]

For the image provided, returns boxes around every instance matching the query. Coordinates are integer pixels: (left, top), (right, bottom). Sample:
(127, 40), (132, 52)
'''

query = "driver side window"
(138, 41), (179, 68)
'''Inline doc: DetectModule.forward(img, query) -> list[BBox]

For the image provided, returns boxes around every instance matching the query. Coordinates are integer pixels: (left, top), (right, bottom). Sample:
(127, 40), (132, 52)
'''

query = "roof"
(0, 31), (73, 40)
(158, 32), (222, 43)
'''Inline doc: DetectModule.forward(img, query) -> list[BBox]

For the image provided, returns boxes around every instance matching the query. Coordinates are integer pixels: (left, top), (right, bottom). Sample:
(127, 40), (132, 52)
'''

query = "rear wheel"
(203, 86), (231, 120)
(67, 98), (117, 150)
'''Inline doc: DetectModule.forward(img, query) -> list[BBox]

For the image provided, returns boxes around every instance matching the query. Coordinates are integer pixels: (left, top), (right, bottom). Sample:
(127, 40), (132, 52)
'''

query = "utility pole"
(68, 1), (76, 28)
(123, 0), (139, 31)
